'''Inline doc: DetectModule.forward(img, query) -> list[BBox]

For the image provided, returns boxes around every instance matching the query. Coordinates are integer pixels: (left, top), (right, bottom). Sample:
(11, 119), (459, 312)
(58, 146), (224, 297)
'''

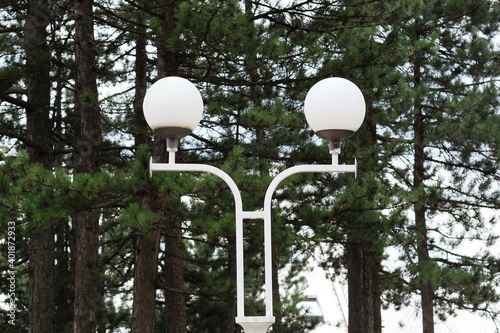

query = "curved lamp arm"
(261, 160), (356, 314)
(150, 152), (357, 333)
(149, 157), (246, 319)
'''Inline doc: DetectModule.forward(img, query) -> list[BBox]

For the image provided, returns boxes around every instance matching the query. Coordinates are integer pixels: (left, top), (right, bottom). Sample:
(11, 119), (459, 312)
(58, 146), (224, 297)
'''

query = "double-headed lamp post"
(143, 76), (365, 333)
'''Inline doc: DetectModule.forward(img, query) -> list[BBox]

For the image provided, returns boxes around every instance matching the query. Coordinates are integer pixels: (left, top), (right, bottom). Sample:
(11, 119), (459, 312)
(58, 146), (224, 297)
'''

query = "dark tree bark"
(130, 14), (161, 333)
(73, 210), (100, 333)
(132, 224), (161, 333)
(53, 47), (74, 333)
(347, 243), (382, 333)
(413, 58), (434, 333)
(25, 0), (52, 167)
(133, 16), (149, 147)
(73, 0), (101, 332)
(24, 0), (55, 332)
(347, 243), (364, 333)
(163, 216), (187, 333)
(371, 255), (382, 333)
(28, 230), (55, 333)
(54, 218), (74, 332)
(345, 90), (383, 333)
(155, 0), (179, 80)
(74, 0), (101, 174)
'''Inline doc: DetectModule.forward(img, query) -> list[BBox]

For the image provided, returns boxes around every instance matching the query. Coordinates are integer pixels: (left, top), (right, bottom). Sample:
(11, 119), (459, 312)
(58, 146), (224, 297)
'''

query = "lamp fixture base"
(315, 129), (354, 141)
(236, 316), (275, 333)
(154, 126), (192, 139)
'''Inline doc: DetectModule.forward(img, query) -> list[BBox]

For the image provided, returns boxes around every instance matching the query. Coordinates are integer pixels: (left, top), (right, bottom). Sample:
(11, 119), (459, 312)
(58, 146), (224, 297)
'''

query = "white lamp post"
(144, 76), (365, 333)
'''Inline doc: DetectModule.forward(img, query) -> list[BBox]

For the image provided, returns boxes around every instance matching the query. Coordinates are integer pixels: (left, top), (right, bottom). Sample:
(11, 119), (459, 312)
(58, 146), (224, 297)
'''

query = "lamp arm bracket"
(149, 158), (247, 317)
(149, 158), (357, 324)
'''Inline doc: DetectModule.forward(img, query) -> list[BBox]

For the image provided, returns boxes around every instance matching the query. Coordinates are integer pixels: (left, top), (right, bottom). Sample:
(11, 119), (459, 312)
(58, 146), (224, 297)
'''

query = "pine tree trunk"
(413, 61), (434, 333)
(53, 46), (74, 332)
(25, 0), (51, 166)
(29, 229), (55, 333)
(24, 0), (55, 331)
(156, 1), (179, 79)
(73, 211), (100, 333)
(415, 139), (434, 333)
(131, 15), (160, 333)
(133, 17), (149, 147)
(365, 249), (382, 333)
(74, 0), (101, 174)
(54, 219), (74, 332)
(132, 226), (161, 333)
(73, 0), (101, 332)
(416, 205), (434, 333)
(164, 216), (186, 333)
(370, 253), (382, 333)
(346, 107), (382, 333)
(347, 243), (365, 333)
(347, 243), (382, 333)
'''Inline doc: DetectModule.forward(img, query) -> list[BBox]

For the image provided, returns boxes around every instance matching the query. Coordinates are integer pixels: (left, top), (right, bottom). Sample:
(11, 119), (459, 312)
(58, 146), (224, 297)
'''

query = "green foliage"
(119, 202), (158, 233)
(1, 0), (499, 331)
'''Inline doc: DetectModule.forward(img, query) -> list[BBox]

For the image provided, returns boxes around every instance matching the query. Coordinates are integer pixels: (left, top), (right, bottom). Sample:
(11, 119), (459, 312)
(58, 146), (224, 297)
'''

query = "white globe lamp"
(304, 77), (365, 149)
(143, 76), (204, 141)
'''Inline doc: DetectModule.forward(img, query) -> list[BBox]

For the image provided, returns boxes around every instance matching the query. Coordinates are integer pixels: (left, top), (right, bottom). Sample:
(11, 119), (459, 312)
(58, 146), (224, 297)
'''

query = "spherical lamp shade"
(143, 76), (204, 138)
(304, 77), (365, 141)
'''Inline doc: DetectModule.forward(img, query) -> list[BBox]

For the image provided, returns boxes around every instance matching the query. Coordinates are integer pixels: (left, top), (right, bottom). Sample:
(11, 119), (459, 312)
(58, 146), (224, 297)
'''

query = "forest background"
(0, 0), (499, 333)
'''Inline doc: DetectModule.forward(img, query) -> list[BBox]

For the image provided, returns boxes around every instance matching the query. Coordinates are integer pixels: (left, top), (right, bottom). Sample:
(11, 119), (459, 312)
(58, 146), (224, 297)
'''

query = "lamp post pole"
(144, 76), (365, 333)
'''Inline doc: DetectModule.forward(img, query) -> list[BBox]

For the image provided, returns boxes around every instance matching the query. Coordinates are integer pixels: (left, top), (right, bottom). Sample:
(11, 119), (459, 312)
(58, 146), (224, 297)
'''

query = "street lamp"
(144, 76), (365, 333)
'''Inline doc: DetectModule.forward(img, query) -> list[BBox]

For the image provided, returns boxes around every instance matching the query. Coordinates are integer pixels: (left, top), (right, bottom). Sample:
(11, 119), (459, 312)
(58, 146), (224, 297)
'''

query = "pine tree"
(375, 0), (500, 330)
(279, 2), (404, 332)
